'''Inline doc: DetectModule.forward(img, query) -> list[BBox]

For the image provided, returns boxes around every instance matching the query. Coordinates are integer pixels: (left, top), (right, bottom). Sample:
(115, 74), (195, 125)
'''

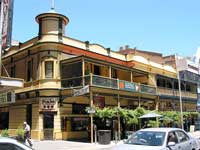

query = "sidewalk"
(31, 140), (122, 150)
(189, 131), (200, 138)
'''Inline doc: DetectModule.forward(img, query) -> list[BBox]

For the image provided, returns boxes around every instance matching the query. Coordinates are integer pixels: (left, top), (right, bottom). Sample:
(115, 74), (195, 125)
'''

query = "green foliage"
(85, 69), (91, 75)
(134, 107), (147, 118)
(86, 106), (197, 128)
(16, 126), (24, 137)
(95, 107), (117, 118)
(160, 111), (179, 123)
(148, 120), (157, 127)
(127, 109), (138, 125)
(1, 129), (9, 137)
(117, 107), (129, 119)
(117, 107), (138, 125)
(183, 112), (198, 118)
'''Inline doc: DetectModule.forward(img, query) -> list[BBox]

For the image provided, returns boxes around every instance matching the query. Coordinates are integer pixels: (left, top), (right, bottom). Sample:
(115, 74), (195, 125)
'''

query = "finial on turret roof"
(51, 0), (55, 10)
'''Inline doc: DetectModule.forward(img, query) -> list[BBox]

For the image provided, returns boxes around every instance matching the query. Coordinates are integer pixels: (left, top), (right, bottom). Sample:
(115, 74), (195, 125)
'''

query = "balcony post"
(89, 87), (94, 143)
(117, 79), (119, 90)
(138, 83), (141, 107)
(155, 96), (159, 111)
(117, 94), (121, 141)
(109, 66), (112, 79)
(131, 71), (133, 82)
(90, 73), (93, 86)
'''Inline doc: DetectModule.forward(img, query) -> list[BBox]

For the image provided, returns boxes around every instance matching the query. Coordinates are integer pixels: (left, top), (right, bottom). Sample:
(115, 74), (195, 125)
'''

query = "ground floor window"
(61, 117), (67, 131)
(71, 117), (88, 131)
(72, 104), (87, 114)
(0, 112), (9, 129)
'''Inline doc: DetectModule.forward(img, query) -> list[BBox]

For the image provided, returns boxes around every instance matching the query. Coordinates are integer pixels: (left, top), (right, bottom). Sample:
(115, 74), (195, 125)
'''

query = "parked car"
(0, 137), (33, 150)
(112, 128), (200, 150)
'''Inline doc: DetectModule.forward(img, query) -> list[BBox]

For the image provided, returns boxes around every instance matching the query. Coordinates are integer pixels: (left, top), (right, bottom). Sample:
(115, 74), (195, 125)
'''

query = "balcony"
(61, 74), (157, 95)
(157, 87), (197, 100)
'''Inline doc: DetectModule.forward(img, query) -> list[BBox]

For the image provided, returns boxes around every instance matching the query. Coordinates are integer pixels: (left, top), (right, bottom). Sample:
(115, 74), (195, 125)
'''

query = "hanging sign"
(73, 85), (89, 96)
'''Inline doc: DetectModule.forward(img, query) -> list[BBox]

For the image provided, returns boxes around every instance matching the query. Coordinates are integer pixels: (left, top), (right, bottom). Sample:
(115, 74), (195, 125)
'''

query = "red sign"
(93, 96), (105, 108)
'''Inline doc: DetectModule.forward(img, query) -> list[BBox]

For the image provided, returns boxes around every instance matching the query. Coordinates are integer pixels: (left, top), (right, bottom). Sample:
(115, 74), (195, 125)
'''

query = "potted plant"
(1, 129), (9, 137)
(16, 126), (25, 143)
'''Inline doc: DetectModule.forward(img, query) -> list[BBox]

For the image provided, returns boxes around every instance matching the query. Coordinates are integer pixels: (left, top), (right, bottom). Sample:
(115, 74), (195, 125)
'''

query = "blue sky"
(12, 0), (200, 57)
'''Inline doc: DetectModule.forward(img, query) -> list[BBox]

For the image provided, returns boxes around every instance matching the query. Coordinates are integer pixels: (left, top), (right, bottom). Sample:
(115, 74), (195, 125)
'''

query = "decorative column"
(131, 71), (133, 82)
(109, 66), (112, 79)
(89, 75), (94, 143)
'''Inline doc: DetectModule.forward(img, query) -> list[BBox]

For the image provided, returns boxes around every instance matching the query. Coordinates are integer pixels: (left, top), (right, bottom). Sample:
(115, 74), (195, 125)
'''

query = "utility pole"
(175, 54), (184, 129)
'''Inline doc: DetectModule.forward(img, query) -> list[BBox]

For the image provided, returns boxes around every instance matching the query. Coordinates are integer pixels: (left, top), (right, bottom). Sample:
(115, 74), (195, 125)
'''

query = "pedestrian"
(23, 122), (33, 147)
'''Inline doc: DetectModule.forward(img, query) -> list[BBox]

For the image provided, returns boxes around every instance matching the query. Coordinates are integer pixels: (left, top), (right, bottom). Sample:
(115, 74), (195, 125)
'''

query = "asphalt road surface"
(32, 140), (117, 150)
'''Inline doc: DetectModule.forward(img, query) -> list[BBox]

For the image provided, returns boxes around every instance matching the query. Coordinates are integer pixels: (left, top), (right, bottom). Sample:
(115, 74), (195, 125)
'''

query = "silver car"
(0, 137), (33, 150)
(112, 128), (200, 150)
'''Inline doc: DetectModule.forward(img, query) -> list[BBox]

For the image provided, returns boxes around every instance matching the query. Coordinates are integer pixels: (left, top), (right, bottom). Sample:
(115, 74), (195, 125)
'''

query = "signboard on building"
(119, 81), (137, 92)
(94, 96), (105, 108)
(73, 85), (89, 96)
(86, 107), (96, 114)
(0, 0), (13, 49)
(39, 97), (58, 112)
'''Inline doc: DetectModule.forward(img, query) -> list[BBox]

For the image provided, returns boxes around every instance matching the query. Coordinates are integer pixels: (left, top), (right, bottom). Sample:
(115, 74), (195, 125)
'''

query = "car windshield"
(16, 140), (33, 150)
(125, 131), (166, 146)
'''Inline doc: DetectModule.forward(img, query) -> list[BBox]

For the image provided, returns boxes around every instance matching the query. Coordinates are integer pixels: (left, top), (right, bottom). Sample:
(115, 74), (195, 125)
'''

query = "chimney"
(125, 45), (129, 49)
(119, 46), (123, 51)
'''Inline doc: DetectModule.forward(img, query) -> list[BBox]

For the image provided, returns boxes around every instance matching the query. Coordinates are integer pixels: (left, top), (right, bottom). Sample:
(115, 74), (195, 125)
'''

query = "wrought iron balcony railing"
(61, 74), (157, 95)
(157, 87), (197, 99)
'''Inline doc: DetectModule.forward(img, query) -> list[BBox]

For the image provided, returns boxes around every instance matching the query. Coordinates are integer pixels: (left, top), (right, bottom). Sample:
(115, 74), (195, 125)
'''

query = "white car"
(0, 137), (33, 150)
(112, 128), (200, 150)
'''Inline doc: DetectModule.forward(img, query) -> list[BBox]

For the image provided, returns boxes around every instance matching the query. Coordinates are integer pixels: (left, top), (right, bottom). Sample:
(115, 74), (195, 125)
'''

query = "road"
(32, 140), (118, 150)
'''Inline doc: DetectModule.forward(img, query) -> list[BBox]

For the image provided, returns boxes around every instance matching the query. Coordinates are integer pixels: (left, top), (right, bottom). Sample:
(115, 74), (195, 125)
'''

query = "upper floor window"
(111, 68), (118, 79)
(45, 61), (54, 78)
(27, 60), (33, 81)
(10, 65), (16, 78)
(94, 65), (100, 75)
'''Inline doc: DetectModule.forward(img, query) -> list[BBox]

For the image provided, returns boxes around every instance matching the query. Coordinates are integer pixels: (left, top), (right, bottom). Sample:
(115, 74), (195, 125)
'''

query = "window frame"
(27, 60), (33, 82)
(45, 61), (54, 79)
(175, 130), (189, 143)
(11, 65), (16, 78)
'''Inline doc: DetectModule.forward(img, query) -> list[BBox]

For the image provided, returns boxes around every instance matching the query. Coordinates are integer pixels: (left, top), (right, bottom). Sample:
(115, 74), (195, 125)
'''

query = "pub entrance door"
(43, 113), (54, 140)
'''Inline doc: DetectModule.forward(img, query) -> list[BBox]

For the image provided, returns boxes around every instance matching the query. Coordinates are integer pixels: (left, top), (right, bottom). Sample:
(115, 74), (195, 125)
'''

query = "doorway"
(43, 113), (54, 140)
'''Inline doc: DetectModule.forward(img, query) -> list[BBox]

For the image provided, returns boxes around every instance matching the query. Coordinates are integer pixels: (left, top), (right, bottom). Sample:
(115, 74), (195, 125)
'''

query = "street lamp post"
(175, 54), (184, 129)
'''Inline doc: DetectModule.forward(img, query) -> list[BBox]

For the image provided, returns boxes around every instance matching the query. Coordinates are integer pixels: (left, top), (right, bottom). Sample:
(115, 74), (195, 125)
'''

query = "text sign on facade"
(119, 81), (137, 92)
(73, 85), (89, 96)
(86, 107), (96, 114)
(40, 97), (58, 112)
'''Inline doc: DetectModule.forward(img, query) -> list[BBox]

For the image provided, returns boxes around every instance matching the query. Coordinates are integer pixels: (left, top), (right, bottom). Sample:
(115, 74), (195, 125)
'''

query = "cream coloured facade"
(0, 10), (198, 142)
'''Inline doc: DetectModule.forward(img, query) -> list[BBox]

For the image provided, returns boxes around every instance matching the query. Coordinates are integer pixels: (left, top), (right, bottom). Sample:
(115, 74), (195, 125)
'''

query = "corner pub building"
(0, 9), (198, 142)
